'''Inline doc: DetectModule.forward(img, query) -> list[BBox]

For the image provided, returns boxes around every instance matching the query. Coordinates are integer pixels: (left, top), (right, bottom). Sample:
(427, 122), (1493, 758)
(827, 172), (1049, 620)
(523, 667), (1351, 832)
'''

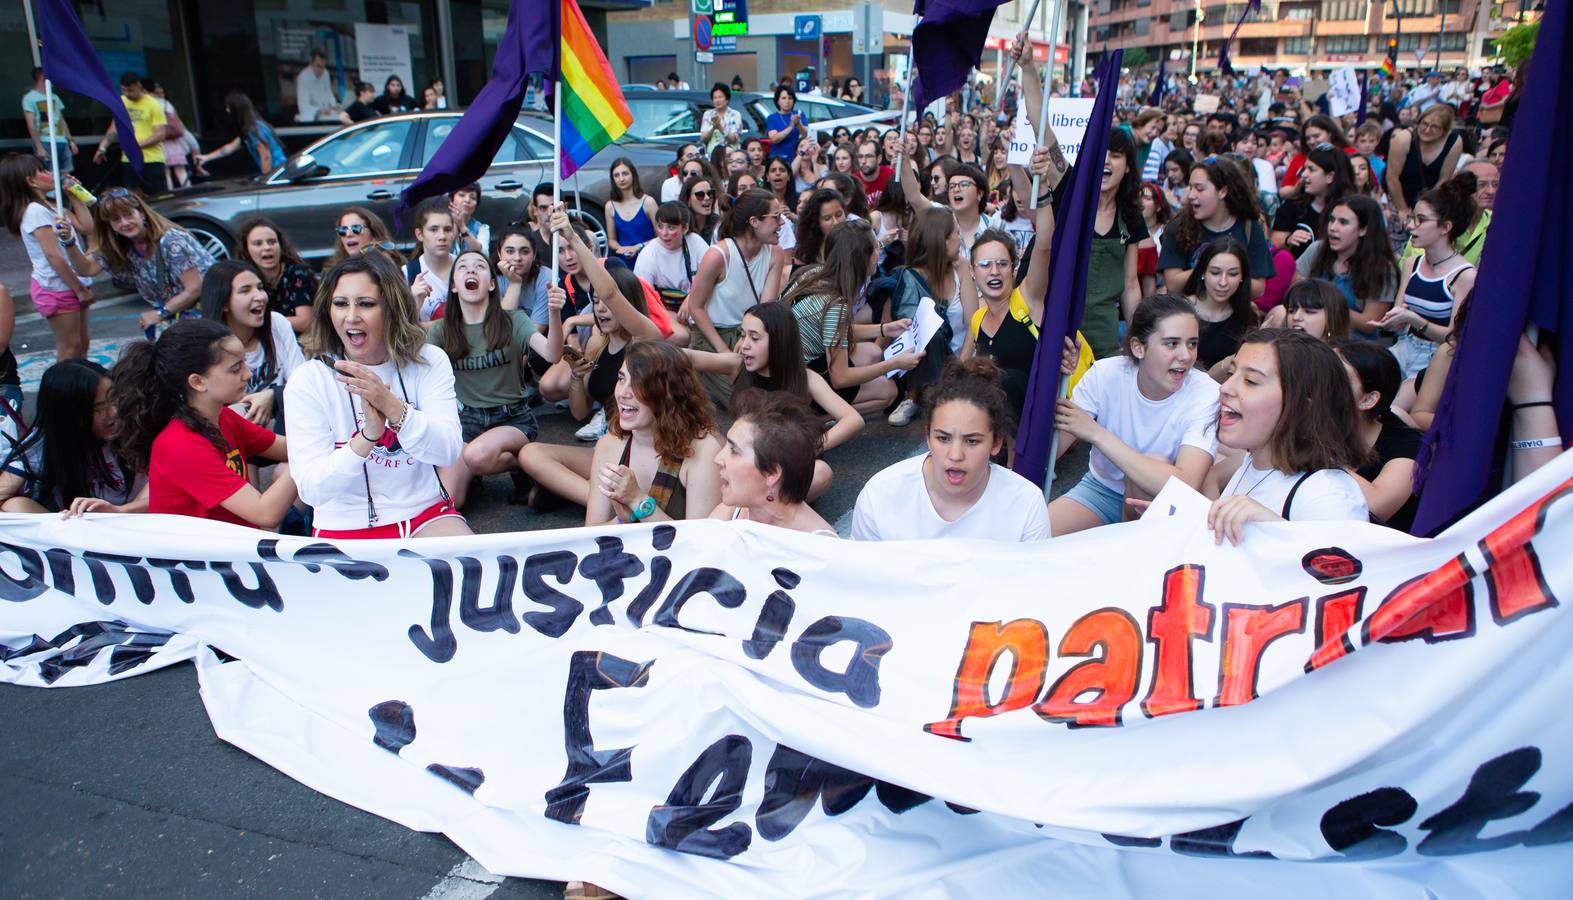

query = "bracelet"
(389, 402), (411, 433)
(1511, 400), (1555, 410)
(360, 427), (384, 443)
(1509, 437), (1560, 451)
(879, 322), (887, 338)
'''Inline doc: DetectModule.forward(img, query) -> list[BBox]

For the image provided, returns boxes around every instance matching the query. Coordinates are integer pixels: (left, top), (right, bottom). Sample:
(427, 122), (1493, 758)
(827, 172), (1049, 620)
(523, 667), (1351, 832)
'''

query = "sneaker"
(575, 408), (607, 442)
(887, 398), (919, 426)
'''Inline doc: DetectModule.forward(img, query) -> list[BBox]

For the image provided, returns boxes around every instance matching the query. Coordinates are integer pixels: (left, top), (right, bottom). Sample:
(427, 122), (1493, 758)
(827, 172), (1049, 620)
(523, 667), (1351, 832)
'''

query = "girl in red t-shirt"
(111, 319), (298, 529)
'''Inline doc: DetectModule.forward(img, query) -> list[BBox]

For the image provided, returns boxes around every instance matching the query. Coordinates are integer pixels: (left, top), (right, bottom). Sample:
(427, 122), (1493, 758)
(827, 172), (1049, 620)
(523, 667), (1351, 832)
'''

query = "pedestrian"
(0, 359), (144, 516)
(766, 86), (807, 162)
(146, 81), (193, 188)
(429, 249), (564, 508)
(851, 357), (1049, 542)
(285, 252), (467, 539)
(22, 67), (76, 174)
(238, 216), (317, 333)
(424, 79), (448, 110)
(957, 214), (1057, 425)
(198, 260), (305, 432)
(92, 72), (167, 195)
(110, 319), (297, 529)
(0, 153), (95, 359)
(79, 187), (214, 337)
(604, 158), (657, 265)
(699, 83), (743, 155)
(341, 81), (381, 124)
(195, 91), (287, 174)
(373, 75), (417, 115)
(710, 390), (838, 533)
(294, 50), (343, 122)
(1384, 104), (1463, 226)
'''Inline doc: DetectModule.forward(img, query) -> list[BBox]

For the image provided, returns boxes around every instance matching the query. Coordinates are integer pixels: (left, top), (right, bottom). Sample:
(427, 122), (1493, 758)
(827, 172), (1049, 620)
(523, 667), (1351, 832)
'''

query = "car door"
(415, 116), (548, 231)
(255, 117), (422, 261)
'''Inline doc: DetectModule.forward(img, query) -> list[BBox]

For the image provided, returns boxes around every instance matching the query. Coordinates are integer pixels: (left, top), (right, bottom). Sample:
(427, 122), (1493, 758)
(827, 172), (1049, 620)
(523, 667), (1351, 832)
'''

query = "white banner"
(1046, 97), (1097, 166)
(354, 23), (413, 103)
(4, 455), (1573, 897)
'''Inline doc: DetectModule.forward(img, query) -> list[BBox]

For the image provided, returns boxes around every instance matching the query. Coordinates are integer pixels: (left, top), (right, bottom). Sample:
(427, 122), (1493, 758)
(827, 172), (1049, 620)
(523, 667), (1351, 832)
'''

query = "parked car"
(151, 110), (676, 263)
(622, 90), (885, 152)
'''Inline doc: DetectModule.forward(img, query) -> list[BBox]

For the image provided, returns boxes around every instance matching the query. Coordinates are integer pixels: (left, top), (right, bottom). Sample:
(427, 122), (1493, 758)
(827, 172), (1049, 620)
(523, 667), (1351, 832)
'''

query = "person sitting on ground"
(429, 249), (565, 509)
(1051, 294), (1220, 535)
(605, 157), (657, 266)
(492, 222), (552, 326)
(0, 360), (146, 516)
(285, 252), (467, 539)
(1294, 195), (1399, 341)
(198, 260), (305, 433)
(1204, 329), (1370, 543)
(237, 216), (316, 334)
(584, 340), (722, 526)
(851, 357), (1049, 541)
(685, 301), (863, 500)
(1377, 174), (1477, 379)
(405, 199), (456, 322)
(1336, 340), (1421, 531)
(327, 206), (393, 267)
(634, 201), (708, 318)
(1261, 279), (1351, 344)
(711, 390), (837, 535)
(111, 320), (297, 529)
(448, 183), (491, 256)
(1181, 238), (1258, 374)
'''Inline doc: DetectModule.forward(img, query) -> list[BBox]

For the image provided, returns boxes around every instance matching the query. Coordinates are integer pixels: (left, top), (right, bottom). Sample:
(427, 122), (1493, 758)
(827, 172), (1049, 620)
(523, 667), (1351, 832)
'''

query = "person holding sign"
(851, 357), (1049, 542)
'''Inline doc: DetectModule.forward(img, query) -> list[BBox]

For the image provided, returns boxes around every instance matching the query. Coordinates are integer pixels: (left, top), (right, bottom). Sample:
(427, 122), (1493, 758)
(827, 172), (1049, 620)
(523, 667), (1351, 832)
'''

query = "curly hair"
(1166, 158), (1261, 259)
(922, 356), (1011, 439)
(304, 251), (430, 366)
(110, 319), (236, 474)
(606, 339), (717, 461)
(794, 188), (846, 266)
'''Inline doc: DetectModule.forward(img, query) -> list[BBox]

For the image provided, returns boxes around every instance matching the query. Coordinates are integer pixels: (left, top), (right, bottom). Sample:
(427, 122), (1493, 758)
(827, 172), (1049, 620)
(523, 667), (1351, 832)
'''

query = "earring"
(766, 493), (775, 503)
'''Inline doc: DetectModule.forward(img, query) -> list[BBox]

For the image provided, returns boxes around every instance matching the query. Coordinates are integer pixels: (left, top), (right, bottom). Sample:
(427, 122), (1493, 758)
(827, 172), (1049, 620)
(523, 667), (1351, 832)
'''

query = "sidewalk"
(3, 230), (134, 326)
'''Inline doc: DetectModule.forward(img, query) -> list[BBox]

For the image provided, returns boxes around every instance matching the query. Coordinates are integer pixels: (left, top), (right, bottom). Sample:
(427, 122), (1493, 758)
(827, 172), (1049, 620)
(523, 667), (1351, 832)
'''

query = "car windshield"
(625, 100), (697, 140)
(307, 119), (415, 177)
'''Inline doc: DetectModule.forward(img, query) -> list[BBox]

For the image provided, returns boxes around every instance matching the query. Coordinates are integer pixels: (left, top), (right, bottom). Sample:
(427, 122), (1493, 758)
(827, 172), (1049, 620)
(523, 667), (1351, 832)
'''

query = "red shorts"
(313, 499), (464, 540)
(31, 280), (81, 318)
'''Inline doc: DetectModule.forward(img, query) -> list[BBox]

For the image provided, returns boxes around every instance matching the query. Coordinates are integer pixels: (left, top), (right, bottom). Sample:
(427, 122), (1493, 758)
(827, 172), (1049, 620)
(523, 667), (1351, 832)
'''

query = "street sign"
(693, 15), (713, 52)
(691, 0), (712, 14)
(794, 15), (821, 42)
(852, 2), (884, 55)
(1413, 48), (1427, 64)
(696, 50), (715, 63)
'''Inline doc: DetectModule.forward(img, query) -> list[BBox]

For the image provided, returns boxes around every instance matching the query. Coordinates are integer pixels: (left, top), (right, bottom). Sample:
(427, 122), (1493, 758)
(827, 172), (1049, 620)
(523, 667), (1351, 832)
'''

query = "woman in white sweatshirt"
(285, 252), (467, 538)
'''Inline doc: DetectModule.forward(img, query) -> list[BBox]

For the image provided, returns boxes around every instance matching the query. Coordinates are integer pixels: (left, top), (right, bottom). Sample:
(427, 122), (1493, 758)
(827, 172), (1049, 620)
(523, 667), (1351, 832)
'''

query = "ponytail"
(923, 356), (1012, 439)
(110, 320), (235, 473)
(1419, 171), (1479, 245)
(719, 188), (776, 241)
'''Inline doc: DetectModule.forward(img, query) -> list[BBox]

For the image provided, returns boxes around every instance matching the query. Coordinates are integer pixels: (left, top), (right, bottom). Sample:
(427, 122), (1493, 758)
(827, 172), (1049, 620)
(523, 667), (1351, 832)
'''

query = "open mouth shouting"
(942, 465), (968, 486)
(1219, 402), (1242, 431)
(344, 328), (368, 349)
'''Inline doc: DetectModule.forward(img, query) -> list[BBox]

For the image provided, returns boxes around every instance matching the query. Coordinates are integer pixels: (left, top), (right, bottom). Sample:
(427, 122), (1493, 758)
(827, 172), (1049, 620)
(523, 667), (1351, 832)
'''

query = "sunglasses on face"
(692, 189), (714, 199)
(101, 187), (135, 201)
(336, 223), (366, 236)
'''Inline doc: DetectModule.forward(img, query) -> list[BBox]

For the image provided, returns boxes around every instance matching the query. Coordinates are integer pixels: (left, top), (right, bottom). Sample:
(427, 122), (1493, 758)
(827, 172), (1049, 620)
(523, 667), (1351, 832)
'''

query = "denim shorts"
(459, 402), (538, 443)
(1061, 473), (1126, 526)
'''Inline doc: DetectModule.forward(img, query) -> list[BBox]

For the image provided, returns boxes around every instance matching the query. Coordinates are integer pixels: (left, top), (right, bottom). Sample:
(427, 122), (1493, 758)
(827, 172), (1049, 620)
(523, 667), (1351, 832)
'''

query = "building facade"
(1087, 0), (1524, 74)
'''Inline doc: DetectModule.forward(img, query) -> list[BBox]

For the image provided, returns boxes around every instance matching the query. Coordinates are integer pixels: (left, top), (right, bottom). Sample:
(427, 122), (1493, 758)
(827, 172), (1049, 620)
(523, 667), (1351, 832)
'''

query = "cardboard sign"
(1007, 103), (1036, 166)
(1326, 67), (1361, 117)
(1045, 98), (1097, 166)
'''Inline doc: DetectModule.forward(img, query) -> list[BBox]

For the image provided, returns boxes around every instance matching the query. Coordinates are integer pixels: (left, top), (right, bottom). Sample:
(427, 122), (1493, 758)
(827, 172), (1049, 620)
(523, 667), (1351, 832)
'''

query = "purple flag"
(909, 0), (1012, 113)
(398, 0), (557, 219)
(1215, 0), (1260, 78)
(1410, 0), (1571, 535)
(1148, 55), (1167, 107)
(36, 0), (143, 172)
(1012, 51), (1123, 489)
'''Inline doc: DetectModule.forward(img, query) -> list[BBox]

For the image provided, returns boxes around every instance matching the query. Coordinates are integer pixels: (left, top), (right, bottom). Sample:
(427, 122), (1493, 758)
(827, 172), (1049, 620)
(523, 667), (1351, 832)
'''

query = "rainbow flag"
(557, 0), (632, 179)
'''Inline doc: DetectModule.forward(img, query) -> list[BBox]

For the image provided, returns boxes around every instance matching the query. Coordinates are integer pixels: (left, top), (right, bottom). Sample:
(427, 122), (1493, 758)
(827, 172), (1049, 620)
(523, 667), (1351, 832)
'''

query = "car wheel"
(181, 222), (232, 261)
(563, 203), (608, 258)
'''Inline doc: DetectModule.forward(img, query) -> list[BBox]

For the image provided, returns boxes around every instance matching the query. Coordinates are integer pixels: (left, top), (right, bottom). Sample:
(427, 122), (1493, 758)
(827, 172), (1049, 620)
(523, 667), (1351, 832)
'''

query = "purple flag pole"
(35, 0), (145, 174)
(1013, 50), (1123, 497)
(1409, 0), (1570, 535)
(996, 0), (1043, 98)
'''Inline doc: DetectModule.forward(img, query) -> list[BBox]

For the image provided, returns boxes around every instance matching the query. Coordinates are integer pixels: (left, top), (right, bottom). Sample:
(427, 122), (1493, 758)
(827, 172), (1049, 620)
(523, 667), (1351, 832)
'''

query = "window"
(516, 127), (553, 161)
(1282, 3), (1317, 18)
(1395, 33), (1424, 51)
(1133, 18), (1150, 36)
(1321, 0), (1367, 20)
(1324, 35), (1369, 54)
(1282, 36), (1313, 54)
(310, 119), (415, 177)
(1438, 32), (1468, 51)
(624, 99), (699, 140)
(421, 117), (533, 167)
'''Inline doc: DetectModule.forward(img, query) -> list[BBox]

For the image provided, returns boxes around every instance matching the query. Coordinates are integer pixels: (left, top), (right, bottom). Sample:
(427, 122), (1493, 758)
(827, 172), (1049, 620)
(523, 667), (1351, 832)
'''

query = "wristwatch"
(628, 495), (658, 523)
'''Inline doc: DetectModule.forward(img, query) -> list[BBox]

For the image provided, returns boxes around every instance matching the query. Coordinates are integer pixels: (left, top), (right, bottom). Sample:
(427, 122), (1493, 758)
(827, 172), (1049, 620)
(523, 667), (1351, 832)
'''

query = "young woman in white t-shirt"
(198, 259), (304, 432)
(1050, 294), (1220, 535)
(851, 357), (1049, 542)
(0, 154), (94, 359)
(1205, 328), (1370, 544)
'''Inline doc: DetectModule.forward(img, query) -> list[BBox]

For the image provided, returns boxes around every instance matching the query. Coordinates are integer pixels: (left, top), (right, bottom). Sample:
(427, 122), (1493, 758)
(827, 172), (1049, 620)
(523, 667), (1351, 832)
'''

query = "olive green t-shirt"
(427, 310), (535, 408)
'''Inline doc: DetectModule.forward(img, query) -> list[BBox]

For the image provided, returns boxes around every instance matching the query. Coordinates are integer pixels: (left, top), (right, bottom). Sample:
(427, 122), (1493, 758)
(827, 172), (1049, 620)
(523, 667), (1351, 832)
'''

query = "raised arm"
(1013, 149), (1057, 316)
(551, 204), (661, 341)
(1010, 33), (1067, 191)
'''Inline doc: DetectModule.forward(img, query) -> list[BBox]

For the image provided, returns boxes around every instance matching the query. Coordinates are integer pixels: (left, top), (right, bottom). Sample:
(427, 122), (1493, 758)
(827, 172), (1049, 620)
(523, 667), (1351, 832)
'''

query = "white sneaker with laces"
(575, 408), (607, 442)
(887, 398), (919, 426)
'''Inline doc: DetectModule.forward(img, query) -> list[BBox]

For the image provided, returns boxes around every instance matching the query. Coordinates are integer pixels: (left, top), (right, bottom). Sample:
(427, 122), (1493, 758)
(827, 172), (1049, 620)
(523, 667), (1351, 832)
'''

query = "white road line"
(419, 858), (505, 900)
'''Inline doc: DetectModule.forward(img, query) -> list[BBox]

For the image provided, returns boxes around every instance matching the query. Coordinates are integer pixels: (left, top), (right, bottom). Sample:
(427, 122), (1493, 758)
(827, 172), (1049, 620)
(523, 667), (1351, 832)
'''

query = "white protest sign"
(882, 296), (945, 375)
(5, 454), (1573, 897)
(1046, 98), (1097, 165)
(1007, 103), (1036, 166)
(1327, 66), (1362, 117)
(354, 23), (414, 101)
(1193, 93), (1221, 114)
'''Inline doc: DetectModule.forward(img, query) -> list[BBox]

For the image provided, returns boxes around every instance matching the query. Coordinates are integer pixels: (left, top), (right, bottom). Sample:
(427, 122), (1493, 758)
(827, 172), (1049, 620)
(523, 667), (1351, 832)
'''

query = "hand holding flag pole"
(1029, 0), (1063, 212)
(996, 0), (1043, 103)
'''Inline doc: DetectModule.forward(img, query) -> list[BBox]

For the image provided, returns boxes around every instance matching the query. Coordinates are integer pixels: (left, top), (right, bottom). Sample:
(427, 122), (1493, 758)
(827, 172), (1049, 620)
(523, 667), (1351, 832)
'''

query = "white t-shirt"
(1251, 158), (1279, 195)
(633, 233), (709, 292)
(660, 174), (684, 203)
(1220, 456), (1370, 522)
(851, 454), (1050, 542)
(284, 344), (464, 530)
(1071, 357), (1220, 494)
(21, 201), (78, 292)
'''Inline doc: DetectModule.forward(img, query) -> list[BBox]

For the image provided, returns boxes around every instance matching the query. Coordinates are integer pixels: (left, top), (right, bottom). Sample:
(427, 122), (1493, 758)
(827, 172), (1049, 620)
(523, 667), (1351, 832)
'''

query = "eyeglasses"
(336, 223), (366, 236)
(692, 189), (714, 199)
(1312, 142), (1335, 152)
(973, 259), (1012, 271)
(947, 180), (979, 191)
(1410, 214), (1439, 225)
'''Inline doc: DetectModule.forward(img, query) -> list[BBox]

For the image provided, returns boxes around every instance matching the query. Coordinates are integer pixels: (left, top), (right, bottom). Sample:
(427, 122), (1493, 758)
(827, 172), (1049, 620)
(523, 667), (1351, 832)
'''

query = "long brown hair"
(237, 215), (309, 282)
(785, 219), (876, 354)
(91, 189), (183, 275)
(606, 339), (716, 461)
(732, 302), (808, 401)
(0, 153), (46, 234)
(327, 206), (392, 267)
(1166, 158), (1261, 257)
(440, 249), (512, 362)
(1233, 329), (1366, 474)
(1309, 196), (1397, 307)
(905, 206), (957, 300)
(304, 252), (430, 366)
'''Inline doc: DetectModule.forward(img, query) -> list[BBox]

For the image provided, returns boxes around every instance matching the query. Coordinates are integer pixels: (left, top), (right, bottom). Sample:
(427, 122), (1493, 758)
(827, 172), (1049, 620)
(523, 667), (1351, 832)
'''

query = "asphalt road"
(0, 295), (1092, 899)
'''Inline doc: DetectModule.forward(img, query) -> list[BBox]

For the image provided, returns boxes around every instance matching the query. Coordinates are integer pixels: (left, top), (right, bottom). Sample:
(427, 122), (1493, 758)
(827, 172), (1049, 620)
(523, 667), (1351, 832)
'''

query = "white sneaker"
(575, 408), (607, 442)
(887, 398), (919, 426)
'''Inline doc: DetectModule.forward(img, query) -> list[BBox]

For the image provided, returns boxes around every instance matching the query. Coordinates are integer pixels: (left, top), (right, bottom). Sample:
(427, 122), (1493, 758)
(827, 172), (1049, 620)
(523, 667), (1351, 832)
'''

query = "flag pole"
(22, 0), (61, 218)
(552, 77), (561, 286)
(1029, 0), (1063, 212)
(897, 45), (914, 155)
(998, 0), (1043, 102)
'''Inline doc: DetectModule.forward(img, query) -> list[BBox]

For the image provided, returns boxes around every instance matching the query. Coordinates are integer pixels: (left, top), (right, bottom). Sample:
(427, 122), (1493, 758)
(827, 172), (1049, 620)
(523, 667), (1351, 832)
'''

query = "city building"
(1086, 0), (1529, 75)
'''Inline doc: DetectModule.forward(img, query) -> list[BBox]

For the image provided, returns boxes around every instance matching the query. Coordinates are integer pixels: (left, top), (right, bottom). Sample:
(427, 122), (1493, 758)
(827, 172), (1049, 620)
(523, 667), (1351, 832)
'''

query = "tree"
(1496, 21), (1539, 69)
(1124, 47), (1151, 69)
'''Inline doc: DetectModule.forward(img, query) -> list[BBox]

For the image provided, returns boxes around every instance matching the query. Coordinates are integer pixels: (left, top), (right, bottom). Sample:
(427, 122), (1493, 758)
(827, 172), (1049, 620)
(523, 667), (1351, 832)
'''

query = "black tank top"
(1197, 314), (1246, 370)
(588, 342), (626, 406)
(974, 309), (1038, 375)
(1399, 130), (1460, 207)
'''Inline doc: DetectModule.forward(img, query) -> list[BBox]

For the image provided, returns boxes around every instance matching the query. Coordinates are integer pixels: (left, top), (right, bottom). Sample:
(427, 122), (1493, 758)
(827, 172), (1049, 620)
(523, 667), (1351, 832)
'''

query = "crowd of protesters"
(0, 36), (1560, 570)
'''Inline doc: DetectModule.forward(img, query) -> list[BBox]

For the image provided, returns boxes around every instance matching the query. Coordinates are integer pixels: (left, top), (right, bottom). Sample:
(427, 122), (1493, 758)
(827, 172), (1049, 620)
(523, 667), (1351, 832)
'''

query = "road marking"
(419, 858), (504, 900)
(17, 337), (134, 392)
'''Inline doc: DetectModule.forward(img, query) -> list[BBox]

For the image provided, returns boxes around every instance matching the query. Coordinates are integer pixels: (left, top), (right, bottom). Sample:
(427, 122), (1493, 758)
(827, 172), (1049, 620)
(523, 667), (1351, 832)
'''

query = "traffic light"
(1382, 38), (1398, 76)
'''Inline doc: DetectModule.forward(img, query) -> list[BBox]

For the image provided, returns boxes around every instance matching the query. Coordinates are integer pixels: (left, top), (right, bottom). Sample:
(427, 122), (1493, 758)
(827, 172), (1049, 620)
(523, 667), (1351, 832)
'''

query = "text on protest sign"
(1046, 98), (1097, 166)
